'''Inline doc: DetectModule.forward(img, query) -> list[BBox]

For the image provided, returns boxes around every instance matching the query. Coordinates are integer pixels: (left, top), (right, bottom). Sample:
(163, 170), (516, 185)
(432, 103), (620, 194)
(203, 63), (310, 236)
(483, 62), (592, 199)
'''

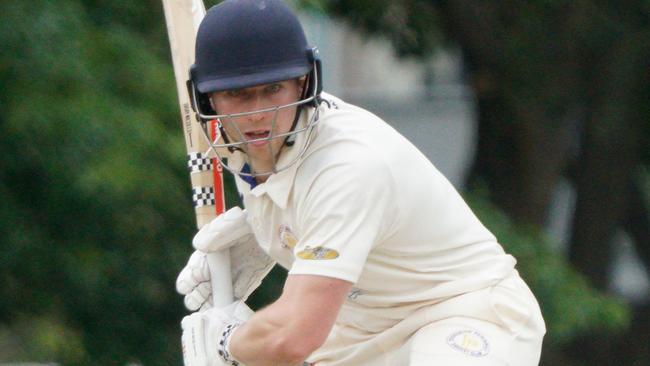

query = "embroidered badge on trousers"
(446, 330), (490, 357)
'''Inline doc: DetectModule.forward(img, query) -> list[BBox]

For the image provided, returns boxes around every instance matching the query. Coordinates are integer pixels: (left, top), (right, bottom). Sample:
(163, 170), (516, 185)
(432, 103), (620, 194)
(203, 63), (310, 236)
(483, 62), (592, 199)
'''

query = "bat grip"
(206, 249), (234, 307)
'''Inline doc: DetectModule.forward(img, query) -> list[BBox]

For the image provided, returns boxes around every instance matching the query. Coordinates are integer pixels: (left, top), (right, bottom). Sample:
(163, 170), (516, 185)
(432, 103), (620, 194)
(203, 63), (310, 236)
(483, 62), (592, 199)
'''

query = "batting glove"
(181, 300), (253, 366)
(191, 207), (252, 253)
(176, 207), (276, 311)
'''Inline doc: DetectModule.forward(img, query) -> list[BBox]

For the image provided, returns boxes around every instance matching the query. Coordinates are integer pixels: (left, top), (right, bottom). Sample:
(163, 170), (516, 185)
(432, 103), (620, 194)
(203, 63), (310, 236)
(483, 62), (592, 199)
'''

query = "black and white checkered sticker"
(187, 152), (213, 173)
(192, 186), (215, 208)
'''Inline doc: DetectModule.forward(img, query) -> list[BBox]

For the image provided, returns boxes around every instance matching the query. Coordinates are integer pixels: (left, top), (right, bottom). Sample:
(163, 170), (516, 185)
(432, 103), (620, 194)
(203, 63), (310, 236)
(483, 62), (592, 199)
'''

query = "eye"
(226, 89), (243, 98)
(266, 83), (281, 93)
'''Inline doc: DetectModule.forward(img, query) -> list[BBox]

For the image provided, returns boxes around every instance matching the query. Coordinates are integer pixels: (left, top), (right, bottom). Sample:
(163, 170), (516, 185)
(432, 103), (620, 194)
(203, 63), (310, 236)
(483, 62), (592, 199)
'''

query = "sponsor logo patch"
(278, 224), (298, 249)
(446, 330), (490, 357)
(296, 246), (339, 260)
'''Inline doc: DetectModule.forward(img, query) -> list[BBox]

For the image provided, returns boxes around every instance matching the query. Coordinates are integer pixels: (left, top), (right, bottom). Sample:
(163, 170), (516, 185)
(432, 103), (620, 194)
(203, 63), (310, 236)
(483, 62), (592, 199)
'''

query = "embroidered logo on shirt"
(347, 288), (363, 300)
(446, 330), (490, 357)
(278, 224), (298, 249)
(296, 246), (339, 260)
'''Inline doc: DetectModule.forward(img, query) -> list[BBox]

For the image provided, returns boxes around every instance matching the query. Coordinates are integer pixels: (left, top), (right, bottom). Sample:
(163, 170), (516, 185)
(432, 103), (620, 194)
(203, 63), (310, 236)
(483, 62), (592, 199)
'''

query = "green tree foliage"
(0, 0), (204, 364)
(466, 191), (630, 346)
(301, 0), (443, 57)
(0, 0), (270, 363)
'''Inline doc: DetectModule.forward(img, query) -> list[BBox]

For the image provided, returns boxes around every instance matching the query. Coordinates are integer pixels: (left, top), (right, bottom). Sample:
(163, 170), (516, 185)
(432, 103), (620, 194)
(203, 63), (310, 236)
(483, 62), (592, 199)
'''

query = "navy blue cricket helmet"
(188, 0), (322, 117)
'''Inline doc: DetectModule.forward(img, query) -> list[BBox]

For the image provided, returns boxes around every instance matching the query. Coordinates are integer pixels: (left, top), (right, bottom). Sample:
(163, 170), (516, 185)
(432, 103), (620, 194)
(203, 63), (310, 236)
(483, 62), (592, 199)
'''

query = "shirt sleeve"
(288, 145), (399, 283)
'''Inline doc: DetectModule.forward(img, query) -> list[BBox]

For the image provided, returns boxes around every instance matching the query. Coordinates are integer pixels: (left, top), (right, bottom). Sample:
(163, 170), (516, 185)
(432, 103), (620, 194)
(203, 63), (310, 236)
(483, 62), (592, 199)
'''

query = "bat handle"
(206, 249), (234, 307)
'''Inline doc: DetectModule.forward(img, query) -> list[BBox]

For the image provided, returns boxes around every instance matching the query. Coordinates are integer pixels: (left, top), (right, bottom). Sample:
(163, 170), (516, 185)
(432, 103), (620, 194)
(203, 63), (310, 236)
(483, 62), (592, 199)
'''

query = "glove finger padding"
(193, 207), (252, 252)
(176, 251), (211, 295)
(199, 296), (213, 312)
(184, 281), (212, 312)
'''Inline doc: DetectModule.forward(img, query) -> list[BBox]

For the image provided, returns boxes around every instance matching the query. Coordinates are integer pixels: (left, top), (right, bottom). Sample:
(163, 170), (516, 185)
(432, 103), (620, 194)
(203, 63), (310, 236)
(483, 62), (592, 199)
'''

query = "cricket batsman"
(175, 0), (546, 365)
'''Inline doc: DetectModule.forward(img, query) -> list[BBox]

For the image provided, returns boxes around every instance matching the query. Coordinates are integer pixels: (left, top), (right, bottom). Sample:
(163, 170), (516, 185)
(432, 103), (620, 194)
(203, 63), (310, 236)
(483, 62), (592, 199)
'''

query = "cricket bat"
(162, 0), (234, 307)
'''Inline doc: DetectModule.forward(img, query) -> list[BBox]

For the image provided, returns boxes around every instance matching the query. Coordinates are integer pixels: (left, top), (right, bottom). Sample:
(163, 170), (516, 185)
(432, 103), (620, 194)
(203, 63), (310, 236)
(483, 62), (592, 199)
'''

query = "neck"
(255, 174), (271, 184)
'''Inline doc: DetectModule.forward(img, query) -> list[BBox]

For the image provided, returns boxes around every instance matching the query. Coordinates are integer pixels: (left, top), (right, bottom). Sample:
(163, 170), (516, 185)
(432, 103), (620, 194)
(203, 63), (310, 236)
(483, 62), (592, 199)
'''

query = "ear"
(297, 76), (307, 95)
(209, 95), (216, 110)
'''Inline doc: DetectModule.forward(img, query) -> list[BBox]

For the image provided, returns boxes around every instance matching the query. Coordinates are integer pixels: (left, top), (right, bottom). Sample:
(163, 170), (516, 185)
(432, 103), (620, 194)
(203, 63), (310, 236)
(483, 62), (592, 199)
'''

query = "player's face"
(210, 79), (303, 178)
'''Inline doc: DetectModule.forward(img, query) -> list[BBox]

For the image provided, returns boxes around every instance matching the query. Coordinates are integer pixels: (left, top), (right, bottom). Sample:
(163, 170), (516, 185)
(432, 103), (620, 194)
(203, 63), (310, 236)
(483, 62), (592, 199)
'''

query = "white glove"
(181, 301), (253, 366)
(191, 207), (252, 253)
(177, 207), (276, 311)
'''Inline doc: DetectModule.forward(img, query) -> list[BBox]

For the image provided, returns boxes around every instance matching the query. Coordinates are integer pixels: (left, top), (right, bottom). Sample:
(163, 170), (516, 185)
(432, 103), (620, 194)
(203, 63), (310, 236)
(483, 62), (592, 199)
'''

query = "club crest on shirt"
(278, 224), (298, 250)
(446, 330), (490, 357)
(296, 246), (339, 260)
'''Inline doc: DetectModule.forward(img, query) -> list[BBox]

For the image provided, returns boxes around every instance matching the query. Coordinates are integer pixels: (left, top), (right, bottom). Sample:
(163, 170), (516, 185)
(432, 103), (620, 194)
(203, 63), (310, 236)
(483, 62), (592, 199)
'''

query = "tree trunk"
(566, 33), (645, 366)
(439, 0), (576, 226)
(623, 177), (650, 275)
(569, 35), (643, 290)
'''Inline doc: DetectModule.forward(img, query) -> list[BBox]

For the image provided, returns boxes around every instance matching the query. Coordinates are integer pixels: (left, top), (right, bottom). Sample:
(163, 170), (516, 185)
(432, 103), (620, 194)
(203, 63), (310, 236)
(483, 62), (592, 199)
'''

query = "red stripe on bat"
(210, 119), (226, 215)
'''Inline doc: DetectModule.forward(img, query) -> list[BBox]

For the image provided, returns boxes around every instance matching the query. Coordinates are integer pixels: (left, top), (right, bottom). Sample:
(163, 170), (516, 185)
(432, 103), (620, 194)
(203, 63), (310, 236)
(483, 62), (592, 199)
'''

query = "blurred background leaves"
(1, 0), (193, 364)
(1, 0), (648, 365)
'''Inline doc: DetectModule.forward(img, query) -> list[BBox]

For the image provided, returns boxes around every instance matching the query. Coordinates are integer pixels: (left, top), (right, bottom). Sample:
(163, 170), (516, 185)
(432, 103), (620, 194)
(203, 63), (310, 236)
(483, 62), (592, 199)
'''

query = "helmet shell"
(194, 0), (312, 93)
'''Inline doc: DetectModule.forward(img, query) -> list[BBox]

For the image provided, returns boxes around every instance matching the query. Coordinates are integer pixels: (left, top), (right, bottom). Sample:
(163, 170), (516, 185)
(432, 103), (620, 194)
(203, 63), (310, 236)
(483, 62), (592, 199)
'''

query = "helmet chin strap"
(283, 77), (311, 147)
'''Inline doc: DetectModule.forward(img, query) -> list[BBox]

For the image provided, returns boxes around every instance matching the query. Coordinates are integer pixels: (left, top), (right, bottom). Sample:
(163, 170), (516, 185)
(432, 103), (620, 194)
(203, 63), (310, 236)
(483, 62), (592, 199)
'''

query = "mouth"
(244, 130), (271, 146)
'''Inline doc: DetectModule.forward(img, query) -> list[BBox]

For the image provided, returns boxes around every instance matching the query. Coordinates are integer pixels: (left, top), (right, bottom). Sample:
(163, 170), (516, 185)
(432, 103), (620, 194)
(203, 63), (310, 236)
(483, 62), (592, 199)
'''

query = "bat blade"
(162, 0), (233, 307)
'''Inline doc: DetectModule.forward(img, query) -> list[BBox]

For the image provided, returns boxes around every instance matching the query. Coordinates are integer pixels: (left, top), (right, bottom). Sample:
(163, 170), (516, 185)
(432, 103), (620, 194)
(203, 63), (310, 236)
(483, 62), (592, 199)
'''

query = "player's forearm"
(229, 275), (350, 365)
(229, 302), (315, 366)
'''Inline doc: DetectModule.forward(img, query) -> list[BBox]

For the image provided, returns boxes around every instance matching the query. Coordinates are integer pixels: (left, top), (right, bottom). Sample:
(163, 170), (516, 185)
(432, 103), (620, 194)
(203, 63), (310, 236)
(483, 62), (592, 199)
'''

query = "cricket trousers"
(308, 271), (546, 366)
(402, 272), (546, 365)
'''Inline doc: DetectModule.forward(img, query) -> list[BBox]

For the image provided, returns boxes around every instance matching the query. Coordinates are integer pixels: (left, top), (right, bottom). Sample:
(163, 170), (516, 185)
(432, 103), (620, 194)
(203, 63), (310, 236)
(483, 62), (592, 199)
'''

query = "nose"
(246, 95), (272, 123)
(246, 109), (266, 123)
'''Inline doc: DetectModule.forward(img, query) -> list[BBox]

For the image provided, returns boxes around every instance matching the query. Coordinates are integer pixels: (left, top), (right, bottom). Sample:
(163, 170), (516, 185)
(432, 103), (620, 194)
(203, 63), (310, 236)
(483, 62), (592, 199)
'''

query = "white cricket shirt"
(229, 93), (517, 365)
